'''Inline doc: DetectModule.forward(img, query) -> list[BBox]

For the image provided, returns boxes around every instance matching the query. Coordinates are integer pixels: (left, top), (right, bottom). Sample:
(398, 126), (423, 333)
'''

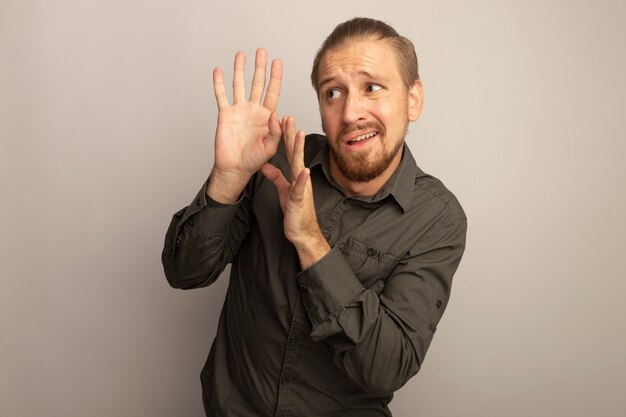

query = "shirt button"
(280, 377), (289, 385)
(436, 300), (442, 309)
(367, 248), (376, 257)
(299, 283), (308, 293)
(195, 198), (201, 207)
(342, 198), (350, 205)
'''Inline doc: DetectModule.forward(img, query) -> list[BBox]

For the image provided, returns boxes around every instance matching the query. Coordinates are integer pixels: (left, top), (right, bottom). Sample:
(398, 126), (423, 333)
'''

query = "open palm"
(212, 49), (283, 178)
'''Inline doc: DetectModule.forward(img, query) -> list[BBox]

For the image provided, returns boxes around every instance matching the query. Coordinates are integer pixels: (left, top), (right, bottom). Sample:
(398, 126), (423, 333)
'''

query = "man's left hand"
(261, 116), (330, 269)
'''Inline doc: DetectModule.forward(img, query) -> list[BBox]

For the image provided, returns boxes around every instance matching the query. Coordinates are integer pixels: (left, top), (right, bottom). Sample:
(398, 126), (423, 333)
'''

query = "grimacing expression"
(318, 37), (422, 185)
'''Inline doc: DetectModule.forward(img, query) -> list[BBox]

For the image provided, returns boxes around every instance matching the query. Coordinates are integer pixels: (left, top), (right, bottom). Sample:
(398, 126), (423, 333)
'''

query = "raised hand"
(207, 48), (283, 203)
(261, 117), (330, 269)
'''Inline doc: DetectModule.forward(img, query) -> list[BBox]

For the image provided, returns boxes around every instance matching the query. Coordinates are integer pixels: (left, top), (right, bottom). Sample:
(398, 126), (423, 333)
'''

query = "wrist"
(293, 230), (331, 270)
(206, 169), (251, 204)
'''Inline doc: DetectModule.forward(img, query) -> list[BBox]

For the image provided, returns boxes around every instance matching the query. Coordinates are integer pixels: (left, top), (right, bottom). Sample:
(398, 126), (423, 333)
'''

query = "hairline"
(312, 34), (417, 98)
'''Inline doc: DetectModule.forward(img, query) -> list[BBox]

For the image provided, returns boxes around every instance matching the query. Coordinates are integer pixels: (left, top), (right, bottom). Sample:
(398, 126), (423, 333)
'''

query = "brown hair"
(310, 17), (419, 95)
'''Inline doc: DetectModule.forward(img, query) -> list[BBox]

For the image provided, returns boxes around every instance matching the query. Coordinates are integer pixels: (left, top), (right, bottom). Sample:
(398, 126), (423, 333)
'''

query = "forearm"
(162, 180), (253, 289)
(333, 293), (421, 392)
(296, 218), (466, 392)
(296, 248), (421, 392)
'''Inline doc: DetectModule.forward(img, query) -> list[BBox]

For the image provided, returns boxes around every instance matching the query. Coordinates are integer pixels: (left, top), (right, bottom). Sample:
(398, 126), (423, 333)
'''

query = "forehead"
(318, 37), (402, 85)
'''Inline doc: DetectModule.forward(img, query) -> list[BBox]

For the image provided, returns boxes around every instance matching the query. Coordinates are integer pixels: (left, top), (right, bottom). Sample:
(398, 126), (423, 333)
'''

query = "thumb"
(261, 163), (290, 193)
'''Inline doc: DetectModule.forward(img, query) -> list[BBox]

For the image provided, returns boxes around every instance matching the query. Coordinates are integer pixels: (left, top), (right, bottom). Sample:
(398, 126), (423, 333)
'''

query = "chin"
(333, 148), (397, 183)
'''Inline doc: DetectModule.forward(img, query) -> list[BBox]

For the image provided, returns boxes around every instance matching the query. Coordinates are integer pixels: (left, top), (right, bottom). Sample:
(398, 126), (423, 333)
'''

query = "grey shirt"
(162, 134), (467, 417)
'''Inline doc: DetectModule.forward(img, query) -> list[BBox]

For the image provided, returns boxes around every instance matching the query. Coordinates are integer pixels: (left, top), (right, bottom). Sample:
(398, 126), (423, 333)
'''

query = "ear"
(406, 80), (424, 122)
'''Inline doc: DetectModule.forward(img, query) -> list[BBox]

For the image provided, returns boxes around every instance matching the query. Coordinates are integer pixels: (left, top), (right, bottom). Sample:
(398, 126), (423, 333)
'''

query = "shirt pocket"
(339, 237), (399, 293)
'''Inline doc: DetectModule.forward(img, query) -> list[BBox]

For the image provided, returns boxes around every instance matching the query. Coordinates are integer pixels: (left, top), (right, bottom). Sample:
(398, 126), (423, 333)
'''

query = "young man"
(163, 17), (467, 417)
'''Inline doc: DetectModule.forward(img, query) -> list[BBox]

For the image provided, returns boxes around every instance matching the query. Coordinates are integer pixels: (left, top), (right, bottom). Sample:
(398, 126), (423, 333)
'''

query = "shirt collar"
(309, 137), (422, 213)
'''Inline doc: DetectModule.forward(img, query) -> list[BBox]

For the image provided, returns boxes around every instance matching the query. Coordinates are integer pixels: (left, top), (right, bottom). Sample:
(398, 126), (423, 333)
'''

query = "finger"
(293, 130), (306, 175)
(280, 115), (289, 134)
(232, 51), (246, 104)
(261, 163), (291, 194)
(290, 168), (310, 203)
(249, 48), (267, 104)
(283, 116), (296, 168)
(263, 111), (282, 157)
(263, 58), (283, 111)
(279, 115), (291, 166)
(213, 67), (229, 110)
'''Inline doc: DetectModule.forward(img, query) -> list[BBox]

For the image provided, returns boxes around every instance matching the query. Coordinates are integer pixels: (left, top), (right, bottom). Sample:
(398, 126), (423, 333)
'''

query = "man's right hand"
(206, 48), (283, 204)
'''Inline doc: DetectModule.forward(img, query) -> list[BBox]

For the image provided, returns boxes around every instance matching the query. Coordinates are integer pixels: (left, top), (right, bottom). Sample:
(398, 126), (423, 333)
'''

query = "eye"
(366, 84), (382, 93)
(326, 88), (342, 99)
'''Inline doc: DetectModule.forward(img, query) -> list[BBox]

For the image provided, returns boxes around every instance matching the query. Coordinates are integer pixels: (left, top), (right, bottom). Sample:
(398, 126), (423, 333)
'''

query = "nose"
(342, 93), (366, 124)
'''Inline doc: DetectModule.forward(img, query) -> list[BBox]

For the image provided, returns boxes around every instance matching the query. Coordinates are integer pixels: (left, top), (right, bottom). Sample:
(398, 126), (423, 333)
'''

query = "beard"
(325, 121), (407, 183)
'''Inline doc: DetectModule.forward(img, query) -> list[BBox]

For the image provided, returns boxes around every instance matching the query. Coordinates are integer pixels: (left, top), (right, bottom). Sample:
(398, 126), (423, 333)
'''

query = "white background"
(2, 0), (625, 416)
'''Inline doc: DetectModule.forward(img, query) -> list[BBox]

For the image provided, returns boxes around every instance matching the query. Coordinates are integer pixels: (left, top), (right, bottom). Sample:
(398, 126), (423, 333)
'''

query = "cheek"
(369, 104), (394, 129)
(377, 101), (406, 131)
(321, 110), (339, 134)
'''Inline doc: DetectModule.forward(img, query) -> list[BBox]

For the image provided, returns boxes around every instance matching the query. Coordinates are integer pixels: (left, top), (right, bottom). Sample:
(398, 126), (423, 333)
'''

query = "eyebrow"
(318, 70), (390, 89)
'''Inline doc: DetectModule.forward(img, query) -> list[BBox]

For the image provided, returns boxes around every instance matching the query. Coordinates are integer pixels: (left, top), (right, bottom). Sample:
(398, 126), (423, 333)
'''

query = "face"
(317, 37), (423, 188)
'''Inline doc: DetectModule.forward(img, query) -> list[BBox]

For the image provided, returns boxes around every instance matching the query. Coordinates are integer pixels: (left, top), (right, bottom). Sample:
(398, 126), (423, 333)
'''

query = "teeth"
(351, 132), (376, 142)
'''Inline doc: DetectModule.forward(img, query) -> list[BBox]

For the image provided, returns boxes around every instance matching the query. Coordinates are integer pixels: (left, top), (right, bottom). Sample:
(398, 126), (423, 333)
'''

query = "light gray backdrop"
(2, 0), (625, 416)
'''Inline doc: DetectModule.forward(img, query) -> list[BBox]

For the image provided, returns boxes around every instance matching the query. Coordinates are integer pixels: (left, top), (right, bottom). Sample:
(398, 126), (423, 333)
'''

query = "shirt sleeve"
(295, 215), (467, 393)
(162, 179), (254, 289)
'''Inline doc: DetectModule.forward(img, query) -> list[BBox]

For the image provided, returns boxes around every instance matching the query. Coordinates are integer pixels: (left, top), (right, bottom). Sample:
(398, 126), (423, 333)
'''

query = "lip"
(342, 132), (379, 151)
(341, 129), (379, 144)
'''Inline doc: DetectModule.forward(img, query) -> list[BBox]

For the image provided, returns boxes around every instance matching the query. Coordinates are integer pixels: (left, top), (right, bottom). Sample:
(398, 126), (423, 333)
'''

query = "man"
(162, 17), (467, 417)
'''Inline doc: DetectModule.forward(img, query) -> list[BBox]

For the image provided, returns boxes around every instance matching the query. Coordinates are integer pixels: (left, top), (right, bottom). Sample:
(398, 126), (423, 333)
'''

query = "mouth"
(344, 130), (379, 147)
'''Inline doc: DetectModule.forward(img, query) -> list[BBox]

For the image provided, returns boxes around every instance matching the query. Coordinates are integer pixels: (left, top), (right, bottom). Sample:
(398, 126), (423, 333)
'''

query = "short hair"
(310, 17), (419, 95)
